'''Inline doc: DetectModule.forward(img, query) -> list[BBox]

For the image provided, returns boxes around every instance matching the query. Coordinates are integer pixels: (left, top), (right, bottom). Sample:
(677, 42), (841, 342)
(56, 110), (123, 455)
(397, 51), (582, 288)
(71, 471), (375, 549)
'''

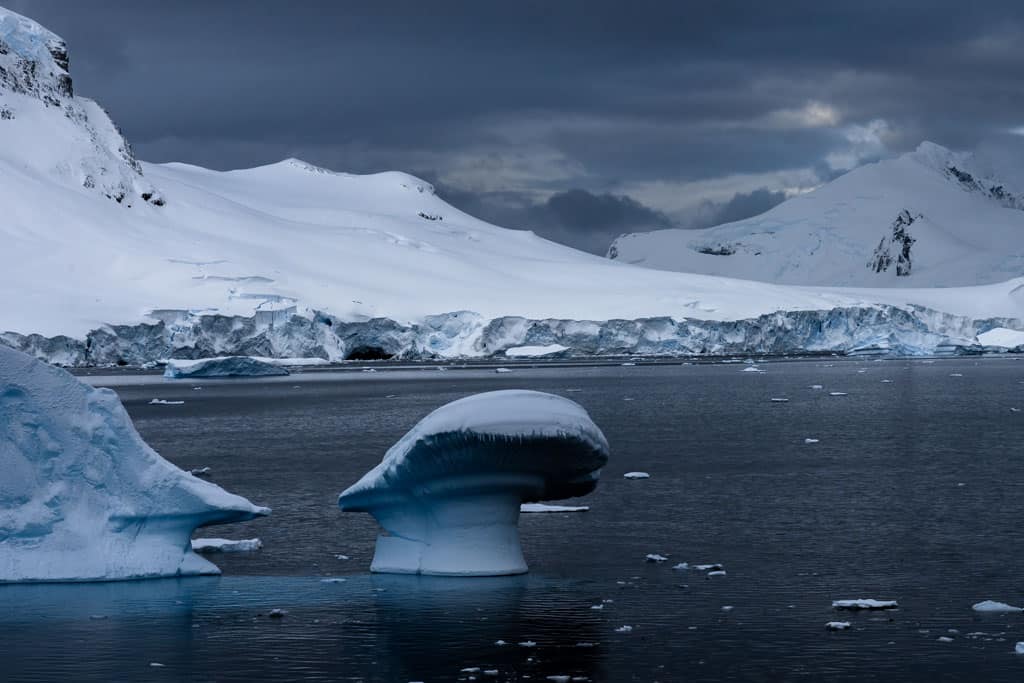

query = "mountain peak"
(0, 6), (72, 102)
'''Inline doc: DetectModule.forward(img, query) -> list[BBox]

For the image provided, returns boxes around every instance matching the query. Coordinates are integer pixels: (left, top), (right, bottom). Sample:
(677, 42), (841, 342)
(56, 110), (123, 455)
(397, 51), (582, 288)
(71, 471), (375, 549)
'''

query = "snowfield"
(1, 6), (1023, 365)
(610, 142), (1024, 288)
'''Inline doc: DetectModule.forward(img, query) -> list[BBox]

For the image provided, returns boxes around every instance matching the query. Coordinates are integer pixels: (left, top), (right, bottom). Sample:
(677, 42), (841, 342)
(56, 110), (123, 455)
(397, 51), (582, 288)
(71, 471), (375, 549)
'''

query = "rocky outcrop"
(0, 7), (163, 206)
(868, 210), (919, 277)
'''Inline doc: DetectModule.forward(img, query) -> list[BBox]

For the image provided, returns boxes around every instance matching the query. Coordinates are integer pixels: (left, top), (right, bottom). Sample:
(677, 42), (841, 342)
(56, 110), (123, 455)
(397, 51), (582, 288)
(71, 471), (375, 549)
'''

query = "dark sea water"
(4, 357), (1024, 682)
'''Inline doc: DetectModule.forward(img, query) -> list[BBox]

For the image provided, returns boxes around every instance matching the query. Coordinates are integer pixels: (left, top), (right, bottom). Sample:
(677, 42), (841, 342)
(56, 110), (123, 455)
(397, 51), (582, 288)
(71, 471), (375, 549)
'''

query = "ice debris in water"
(1016, 642), (1024, 655)
(623, 471), (650, 479)
(149, 398), (184, 405)
(742, 366), (764, 373)
(694, 564), (724, 572)
(972, 600), (1023, 613)
(519, 641), (537, 647)
(770, 398), (789, 402)
(826, 621), (851, 631)
(645, 554), (669, 562)
(494, 367), (512, 374)
(337, 390), (609, 576)
(0, 345), (268, 582)
(810, 384), (824, 389)
(614, 625), (634, 633)
(707, 570), (727, 577)
(804, 438), (820, 444)
(191, 538), (262, 553)
(520, 503), (589, 513)
(937, 636), (954, 643)
(829, 392), (848, 396)
(163, 356), (289, 379)
(672, 562), (689, 570)
(832, 599), (899, 610)
(189, 467), (211, 476)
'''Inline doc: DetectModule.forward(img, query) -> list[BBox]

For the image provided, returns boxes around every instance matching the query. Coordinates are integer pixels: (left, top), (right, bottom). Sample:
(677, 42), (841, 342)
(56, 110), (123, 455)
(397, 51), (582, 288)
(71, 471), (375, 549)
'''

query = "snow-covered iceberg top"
(338, 390), (609, 575)
(0, 345), (268, 582)
(164, 356), (290, 379)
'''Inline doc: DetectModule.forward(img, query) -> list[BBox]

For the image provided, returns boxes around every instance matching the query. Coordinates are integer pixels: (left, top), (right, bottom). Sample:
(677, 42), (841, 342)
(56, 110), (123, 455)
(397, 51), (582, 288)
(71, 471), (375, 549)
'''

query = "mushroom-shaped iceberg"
(0, 346), (269, 582)
(338, 390), (609, 576)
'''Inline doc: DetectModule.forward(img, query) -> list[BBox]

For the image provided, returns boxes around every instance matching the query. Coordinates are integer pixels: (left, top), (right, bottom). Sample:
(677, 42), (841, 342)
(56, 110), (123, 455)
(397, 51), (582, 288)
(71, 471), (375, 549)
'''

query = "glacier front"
(0, 345), (269, 582)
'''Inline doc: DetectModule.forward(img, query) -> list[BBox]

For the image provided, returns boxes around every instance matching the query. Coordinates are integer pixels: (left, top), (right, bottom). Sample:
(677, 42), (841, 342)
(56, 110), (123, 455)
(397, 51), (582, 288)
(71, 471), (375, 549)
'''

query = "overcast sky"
(11, 1), (1024, 253)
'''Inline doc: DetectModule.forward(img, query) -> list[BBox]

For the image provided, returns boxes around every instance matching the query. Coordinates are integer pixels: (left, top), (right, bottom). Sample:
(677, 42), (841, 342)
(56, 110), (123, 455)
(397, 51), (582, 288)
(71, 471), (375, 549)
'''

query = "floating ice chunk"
(829, 392), (848, 397)
(707, 570), (727, 577)
(189, 467), (211, 476)
(672, 562), (689, 570)
(741, 366), (764, 373)
(191, 538), (262, 553)
(832, 599), (899, 610)
(810, 384), (824, 389)
(461, 668), (481, 674)
(1016, 642), (1024, 655)
(770, 398), (789, 402)
(335, 554), (350, 560)
(268, 608), (286, 618)
(645, 554), (669, 562)
(164, 356), (289, 379)
(1012, 408), (1022, 413)
(614, 625), (633, 633)
(826, 621), (851, 631)
(623, 472), (650, 479)
(621, 362), (636, 366)
(150, 662), (166, 668)
(320, 578), (347, 583)
(483, 670), (498, 676)
(590, 604), (604, 610)
(972, 600), (1023, 613)
(977, 328), (1024, 349)
(721, 605), (734, 611)
(0, 346), (268, 583)
(494, 367), (512, 374)
(149, 398), (185, 405)
(337, 390), (609, 576)
(937, 636), (954, 642)
(520, 503), (589, 513)
(694, 564), (723, 571)
(881, 379), (893, 383)
(505, 344), (569, 358)
(804, 438), (820, 444)
(495, 640), (508, 646)
(519, 641), (537, 647)
(950, 373), (964, 377)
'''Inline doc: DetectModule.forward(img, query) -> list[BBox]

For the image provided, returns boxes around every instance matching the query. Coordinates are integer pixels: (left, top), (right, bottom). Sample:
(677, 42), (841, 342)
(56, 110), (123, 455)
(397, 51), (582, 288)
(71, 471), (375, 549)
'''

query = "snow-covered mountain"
(609, 142), (1024, 287)
(1, 6), (1023, 363)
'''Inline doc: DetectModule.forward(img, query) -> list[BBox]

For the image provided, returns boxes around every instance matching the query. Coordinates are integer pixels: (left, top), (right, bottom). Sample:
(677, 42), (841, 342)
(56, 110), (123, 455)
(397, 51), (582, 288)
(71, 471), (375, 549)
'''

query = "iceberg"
(163, 356), (290, 378)
(0, 345), (268, 582)
(337, 390), (609, 576)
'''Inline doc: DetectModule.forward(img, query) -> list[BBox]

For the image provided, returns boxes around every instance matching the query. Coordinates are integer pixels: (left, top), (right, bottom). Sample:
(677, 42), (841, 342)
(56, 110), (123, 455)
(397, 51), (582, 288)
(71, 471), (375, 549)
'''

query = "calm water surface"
(4, 357), (1024, 681)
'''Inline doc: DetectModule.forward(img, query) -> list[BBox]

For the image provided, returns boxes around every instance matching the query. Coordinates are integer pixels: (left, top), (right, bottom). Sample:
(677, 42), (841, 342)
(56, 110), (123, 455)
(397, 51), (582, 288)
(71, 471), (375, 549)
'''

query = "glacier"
(338, 390), (609, 576)
(0, 345), (269, 582)
(163, 356), (290, 378)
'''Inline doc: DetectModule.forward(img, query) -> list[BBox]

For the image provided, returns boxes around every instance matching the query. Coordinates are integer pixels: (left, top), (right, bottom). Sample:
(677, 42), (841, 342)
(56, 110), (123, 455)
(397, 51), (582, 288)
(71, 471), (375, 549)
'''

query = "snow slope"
(610, 142), (1024, 287)
(0, 6), (1023, 362)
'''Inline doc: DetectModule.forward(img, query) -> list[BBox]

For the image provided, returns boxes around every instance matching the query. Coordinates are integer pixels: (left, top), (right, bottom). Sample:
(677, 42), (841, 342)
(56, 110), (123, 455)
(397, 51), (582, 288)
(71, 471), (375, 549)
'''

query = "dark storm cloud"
(7, 0), (1024, 251)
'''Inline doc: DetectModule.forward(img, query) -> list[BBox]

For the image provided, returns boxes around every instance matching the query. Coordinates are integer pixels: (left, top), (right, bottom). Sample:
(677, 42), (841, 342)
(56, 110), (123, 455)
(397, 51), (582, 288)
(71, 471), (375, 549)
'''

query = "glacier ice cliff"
(0, 345), (269, 582)
(338, 390), (609, 576)
(163, 356), (290, 379)
(1, 304), (1017, 367)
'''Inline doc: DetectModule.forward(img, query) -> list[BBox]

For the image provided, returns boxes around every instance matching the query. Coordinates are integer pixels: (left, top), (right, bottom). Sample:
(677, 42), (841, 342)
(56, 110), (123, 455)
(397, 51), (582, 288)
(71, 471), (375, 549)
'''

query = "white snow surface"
(0, 345), (268, 582)
(977, 328), (1024, 349)
(504, 344), (570, 358)
(338, 390), (609, 576)
(163, 356), (291, 378)
(610, 142), (1024, 288)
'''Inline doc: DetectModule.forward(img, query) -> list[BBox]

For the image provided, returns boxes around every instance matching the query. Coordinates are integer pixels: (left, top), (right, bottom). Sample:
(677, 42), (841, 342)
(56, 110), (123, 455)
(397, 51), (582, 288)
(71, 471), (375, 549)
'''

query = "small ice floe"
(520, 503), (589, 513)
(461, 668), (481, 674)
(335, 554), (350, 560)
(707, 570), (727, 577)
(881, 379), (893, 383)
(623, 472), (650, 479)
(937, 636), (954, 643)
(495, 640), (508, 646)
(646, 554), (669, 563)
(972, 600), (1023, 613)
(575, 642), (596, 648)
(694, 563), (723, 572)
(268, 609), (287, 619)
(1015, 642), (1024, 655)
(721, 605), (734, 612)
(1011, 408), (1021, 413)
(770, 398), (789, 403)
(825, 621), (851, 631)
(804, 438), (820, 444)
(623, 397), (635, 401)
(672, 562), (689, 570)
(189, 467), (211, 477)
(590, 604), (604, 610)
(829, 392), (848, 397)
(192, 386), (203, 390)
(149, 662), (166, 668)
(621, 362), (636, 367)
(950, 373), (963, 377)
(741, 366), (764, 373)
(614, 625), (633, 633)
(518, 641), (537, 647)
(191, 538), (262, 553)
(494, 367), (512, 374)
(832, 599), (899, 611)
(320, 578), (347, 583)
(857, 369), (867, 374)
(361, 368), (376, 373)
(809, 384), (823, 389)
(149, 398), (185, 405)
